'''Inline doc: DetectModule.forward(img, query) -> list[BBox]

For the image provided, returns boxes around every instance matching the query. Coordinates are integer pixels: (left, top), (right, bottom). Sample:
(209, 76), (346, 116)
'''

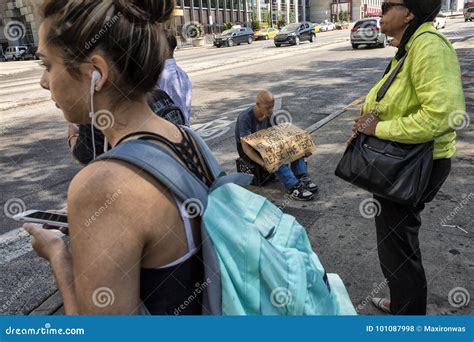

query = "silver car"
(350, 18), (388, 49)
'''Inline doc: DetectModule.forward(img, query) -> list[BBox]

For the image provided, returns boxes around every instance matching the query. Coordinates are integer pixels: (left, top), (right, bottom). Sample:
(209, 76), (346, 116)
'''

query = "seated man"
(235, 91), (318, 201)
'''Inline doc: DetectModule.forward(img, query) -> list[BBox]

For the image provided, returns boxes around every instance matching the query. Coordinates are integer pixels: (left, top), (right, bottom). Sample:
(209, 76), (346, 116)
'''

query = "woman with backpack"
(353, 0), (465, 314)
(24, 0), (207, 315)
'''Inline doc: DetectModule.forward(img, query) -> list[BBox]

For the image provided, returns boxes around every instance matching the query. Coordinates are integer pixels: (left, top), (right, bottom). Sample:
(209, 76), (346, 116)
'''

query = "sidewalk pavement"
(17, 37), (474, 316)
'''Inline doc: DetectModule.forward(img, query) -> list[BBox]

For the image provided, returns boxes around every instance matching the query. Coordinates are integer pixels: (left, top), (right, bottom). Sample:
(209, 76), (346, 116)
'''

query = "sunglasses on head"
(381, 2), (406, 15)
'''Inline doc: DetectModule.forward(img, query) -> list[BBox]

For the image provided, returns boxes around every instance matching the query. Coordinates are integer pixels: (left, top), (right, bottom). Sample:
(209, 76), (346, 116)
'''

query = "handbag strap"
(376, 31), (440, 102)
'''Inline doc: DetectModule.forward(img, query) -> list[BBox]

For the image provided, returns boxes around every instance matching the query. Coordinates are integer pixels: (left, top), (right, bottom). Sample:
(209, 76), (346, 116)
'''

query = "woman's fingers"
(23, 223), (42, 236)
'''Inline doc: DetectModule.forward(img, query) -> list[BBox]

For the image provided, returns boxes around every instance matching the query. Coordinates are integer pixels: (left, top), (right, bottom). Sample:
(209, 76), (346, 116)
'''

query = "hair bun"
(113, 0), (174, 24)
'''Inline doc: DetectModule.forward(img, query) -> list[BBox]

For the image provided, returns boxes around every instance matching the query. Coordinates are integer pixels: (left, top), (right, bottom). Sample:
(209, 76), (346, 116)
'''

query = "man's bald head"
(254, 91), (275, 122)
(256, 91), (274, 106)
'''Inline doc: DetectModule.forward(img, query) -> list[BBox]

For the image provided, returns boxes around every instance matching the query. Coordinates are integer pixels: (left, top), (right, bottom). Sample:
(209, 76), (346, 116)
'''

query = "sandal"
(371, 297), (391, 314)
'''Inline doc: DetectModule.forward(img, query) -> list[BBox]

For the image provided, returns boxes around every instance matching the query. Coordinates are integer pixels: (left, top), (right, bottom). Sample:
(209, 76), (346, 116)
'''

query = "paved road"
(0, 17), (472, 315)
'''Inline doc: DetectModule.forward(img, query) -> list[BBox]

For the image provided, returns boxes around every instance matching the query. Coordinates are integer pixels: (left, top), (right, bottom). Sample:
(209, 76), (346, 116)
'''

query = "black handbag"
(335, 53), (434, 206)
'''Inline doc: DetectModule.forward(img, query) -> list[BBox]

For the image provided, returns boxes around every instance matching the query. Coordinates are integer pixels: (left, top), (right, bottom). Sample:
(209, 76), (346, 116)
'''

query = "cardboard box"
(241, 123), (316, 173)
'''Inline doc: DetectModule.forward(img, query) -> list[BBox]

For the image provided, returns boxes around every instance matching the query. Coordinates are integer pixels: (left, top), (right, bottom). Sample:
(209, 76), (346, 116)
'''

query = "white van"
(4, 46), (28, 61)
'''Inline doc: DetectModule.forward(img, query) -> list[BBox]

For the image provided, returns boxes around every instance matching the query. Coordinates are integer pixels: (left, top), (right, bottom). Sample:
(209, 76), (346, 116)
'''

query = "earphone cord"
(89, 73), (109, 160)
(89, 97), (97, 161)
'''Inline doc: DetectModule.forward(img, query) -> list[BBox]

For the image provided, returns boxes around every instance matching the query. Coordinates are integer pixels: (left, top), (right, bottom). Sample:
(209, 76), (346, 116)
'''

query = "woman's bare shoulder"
(68, 160), (180, 236)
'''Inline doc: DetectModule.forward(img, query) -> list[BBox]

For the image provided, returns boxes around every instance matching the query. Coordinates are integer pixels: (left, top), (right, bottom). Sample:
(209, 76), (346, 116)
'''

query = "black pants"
(374, 159), (451, 315)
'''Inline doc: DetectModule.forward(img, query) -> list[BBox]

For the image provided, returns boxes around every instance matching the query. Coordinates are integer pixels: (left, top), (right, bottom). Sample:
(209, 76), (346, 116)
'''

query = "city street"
(0, 17), (473, 316)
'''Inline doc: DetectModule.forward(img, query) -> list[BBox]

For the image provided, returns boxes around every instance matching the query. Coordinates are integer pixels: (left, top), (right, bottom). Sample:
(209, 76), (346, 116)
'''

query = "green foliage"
(339, 10), (349, 22)
(277, 15), (287, 28)
(262, 9), (271, 27)
(251, 20), (261, 30)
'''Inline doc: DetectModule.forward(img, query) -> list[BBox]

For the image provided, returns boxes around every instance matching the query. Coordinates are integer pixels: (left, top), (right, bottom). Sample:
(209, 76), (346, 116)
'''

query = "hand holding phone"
(14, 210), (68, 229)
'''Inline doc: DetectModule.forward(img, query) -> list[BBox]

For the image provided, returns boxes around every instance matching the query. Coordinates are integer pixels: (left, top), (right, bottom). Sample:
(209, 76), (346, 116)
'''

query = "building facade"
(253, 0), (310, 26)
(0, 0), (42, 53)
(0, 0), (252, 53)
(174, 0), (252, 33)
(310, 0), (383, 23)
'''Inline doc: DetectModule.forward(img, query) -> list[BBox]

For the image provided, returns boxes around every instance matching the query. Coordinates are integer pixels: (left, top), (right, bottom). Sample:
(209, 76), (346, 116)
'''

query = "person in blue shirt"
(235, 91), (318, 201)
(159, 34), (192, 126)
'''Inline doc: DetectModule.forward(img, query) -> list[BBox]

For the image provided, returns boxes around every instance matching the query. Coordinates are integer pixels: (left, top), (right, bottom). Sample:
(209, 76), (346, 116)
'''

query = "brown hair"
(41, 0), (175, 100)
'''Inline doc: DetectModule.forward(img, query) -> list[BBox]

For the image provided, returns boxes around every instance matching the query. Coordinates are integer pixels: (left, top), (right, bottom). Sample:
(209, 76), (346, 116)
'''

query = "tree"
(339, 10), (349, 22)
(251, 20), (261, 30)
(277, 15), (287, 28)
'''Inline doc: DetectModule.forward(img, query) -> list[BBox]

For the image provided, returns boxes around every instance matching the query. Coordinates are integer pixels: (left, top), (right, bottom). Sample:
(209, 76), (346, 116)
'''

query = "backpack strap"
(182, 127), (224, 179)
(94, 139), (210, 206)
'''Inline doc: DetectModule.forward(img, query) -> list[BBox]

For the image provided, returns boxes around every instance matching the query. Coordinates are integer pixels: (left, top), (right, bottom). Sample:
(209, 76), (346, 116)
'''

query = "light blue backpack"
(95, 127), (356, 315)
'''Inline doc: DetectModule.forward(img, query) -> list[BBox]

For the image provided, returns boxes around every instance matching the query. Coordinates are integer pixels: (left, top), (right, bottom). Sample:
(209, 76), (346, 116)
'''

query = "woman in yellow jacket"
(355, 0), (466, 315)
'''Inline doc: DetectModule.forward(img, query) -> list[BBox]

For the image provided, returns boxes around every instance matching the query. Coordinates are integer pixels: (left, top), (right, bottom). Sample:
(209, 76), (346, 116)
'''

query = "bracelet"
(67, 134), (79, 149)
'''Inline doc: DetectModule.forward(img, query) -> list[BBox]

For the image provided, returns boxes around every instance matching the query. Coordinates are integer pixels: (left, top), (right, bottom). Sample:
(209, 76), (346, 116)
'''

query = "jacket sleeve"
(375, 35), (465, 143)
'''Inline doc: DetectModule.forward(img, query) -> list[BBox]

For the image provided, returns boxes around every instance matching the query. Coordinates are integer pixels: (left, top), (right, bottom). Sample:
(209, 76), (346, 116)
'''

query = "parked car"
(336, 21), (350, 30)
(465, 7), (474, 21)
(350, 18), (388, 49)
(314, 23), (321, 33)
(274, 22), (315, 47)
(0, 53), (5, 62)
(320, 22), (336, 31)
(214, 27), (254, 47)
(254, 28), (279, 40)
(20, 46), (39, 60)
(433, 14), (447, 29)
(4, 46), (28, 61)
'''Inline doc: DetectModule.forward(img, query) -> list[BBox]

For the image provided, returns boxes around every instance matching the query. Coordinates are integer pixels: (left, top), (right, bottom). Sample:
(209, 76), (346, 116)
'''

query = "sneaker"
(299, 176), (319, 193)
(288, 183), (314, 201)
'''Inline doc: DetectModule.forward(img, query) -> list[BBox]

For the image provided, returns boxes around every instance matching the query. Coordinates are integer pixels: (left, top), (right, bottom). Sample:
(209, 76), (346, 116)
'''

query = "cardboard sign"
(241, 123), (316, 173)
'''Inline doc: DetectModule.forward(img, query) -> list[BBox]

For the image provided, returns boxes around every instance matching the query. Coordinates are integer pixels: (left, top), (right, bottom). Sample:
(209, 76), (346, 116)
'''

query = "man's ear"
(89, 54), (109, 92)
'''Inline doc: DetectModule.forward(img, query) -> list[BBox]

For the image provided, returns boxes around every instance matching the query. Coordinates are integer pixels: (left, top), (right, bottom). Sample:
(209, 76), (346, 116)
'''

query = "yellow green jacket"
(362, 23), (465, 160)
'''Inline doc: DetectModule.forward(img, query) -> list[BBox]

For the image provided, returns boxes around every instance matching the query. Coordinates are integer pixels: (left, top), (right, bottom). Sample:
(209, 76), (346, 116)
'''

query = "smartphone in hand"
(13, 210), (68, 229)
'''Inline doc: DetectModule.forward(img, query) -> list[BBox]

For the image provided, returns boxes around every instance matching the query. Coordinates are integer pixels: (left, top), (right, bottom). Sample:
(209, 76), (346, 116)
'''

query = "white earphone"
(89, 69), (104, 160)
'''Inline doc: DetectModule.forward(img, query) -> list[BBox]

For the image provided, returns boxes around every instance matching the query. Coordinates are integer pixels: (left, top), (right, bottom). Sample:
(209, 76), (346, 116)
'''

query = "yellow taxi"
(314, 24), (321, 33)
(254, 27), (279, 40)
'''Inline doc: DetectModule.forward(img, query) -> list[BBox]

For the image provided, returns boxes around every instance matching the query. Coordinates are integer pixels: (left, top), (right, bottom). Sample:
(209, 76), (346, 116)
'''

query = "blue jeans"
(275, 158), (307, 190)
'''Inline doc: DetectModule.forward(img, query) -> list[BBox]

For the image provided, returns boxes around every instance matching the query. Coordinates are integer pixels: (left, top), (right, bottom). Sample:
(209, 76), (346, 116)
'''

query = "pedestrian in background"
(159, 33), (192, 126)
(354, 0), (465, 315)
